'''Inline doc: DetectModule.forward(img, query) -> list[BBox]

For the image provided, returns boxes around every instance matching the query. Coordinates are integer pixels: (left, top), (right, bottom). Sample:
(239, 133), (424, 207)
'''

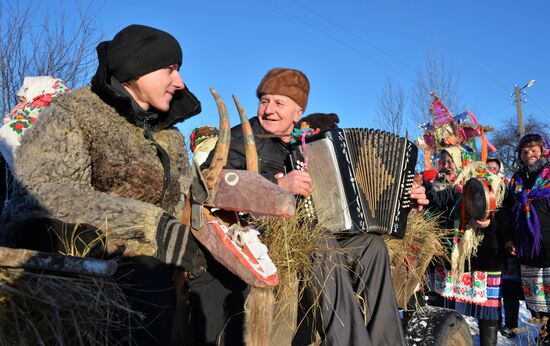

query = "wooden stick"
(0, 246), (117, 277)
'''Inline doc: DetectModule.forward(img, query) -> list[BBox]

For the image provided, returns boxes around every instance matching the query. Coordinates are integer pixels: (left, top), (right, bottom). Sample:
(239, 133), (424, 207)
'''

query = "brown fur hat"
(256, 68), (310, 110)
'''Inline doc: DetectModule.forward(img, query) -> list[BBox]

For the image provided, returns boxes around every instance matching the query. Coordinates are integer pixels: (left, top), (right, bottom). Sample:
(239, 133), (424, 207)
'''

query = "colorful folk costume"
(0, 76), (71, 168)
(420, 94), (505, 345)
(428, 157), (506, 311)
(0, 76), (70, 212)
(416, 92), (495, 170)
(505, 134), (550, 316)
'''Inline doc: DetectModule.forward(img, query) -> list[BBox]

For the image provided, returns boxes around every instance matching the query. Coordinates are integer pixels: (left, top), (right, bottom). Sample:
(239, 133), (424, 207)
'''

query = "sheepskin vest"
(61, 87), (190, 211)
(1, 87), (191, 249)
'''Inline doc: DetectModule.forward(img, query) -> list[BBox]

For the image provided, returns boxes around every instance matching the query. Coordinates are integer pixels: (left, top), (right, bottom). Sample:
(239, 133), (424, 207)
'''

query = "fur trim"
(256, 68), (310, 110)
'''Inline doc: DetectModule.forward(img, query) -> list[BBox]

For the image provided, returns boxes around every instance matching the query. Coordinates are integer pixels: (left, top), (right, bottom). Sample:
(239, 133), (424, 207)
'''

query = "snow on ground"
(468, 301), (541, 345)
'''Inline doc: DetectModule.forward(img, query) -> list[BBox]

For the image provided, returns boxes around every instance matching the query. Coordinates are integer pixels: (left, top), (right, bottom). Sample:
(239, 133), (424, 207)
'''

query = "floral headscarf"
(509, 133), (550, 258)
(0, 76), (70, 168)
(435, 145), (472, 185)
(189, 125), (219, 166)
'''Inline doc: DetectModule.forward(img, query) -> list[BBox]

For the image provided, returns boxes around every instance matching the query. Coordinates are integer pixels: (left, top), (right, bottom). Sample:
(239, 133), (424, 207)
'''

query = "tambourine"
(462, 177), (497, 221)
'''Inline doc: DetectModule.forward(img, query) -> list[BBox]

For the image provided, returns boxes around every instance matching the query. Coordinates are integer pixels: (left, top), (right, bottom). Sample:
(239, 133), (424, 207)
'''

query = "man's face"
(124, 64), (184, 112)
(487, 161), (500, 174)
(257, 94), (303, 141)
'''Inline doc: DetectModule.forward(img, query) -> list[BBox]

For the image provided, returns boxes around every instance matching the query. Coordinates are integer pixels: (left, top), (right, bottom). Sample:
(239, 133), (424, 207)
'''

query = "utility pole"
(511, 80), (536, 138)
(514, 85), (525, 138)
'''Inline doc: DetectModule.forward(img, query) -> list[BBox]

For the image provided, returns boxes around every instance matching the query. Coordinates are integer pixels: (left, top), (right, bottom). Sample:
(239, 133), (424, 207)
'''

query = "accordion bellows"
(287, 128), (418, 238)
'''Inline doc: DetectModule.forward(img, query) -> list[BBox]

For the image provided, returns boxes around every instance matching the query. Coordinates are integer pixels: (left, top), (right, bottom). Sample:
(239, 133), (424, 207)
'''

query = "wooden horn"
(203, 88), (231, 189)
(232, 94), (258, 173)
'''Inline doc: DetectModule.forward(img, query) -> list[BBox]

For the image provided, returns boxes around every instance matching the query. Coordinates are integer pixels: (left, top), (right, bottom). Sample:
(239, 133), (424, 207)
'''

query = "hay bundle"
(0, 266), (139, 345)
(250, 204), (339, 345)
(385, 210), (450, 309)
(250, 207), (450, 342)
(0, 223), (139, 345)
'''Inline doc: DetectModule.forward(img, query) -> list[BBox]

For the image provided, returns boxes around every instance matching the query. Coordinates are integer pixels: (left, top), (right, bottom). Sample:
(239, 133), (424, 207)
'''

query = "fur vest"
(1, 87), (192, 255)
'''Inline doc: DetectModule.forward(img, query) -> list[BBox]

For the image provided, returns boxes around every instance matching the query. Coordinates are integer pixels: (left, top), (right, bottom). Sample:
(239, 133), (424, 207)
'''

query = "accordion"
(287, 128), (418, 238)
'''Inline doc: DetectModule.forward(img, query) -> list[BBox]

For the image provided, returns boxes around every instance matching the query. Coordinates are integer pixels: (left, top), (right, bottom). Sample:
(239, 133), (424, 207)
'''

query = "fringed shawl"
(510, 164), (550, 258)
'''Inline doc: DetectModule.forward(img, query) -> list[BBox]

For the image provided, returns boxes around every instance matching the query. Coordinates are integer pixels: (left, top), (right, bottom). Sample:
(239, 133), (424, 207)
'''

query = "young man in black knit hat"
(1, 24), (204, 345)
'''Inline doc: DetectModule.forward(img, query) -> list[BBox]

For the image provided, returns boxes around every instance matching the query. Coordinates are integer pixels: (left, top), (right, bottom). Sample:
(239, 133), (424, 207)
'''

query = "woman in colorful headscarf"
(0, 76), (70, 214)
(0, 76), (70, 168)
(502, 133), (550, 344)
(425, 145), (506, 346)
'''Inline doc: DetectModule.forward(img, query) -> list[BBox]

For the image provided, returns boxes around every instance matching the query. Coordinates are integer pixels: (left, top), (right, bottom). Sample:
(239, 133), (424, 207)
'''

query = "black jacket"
(427, 181), (506, 272)
(202, 116), (290, 183)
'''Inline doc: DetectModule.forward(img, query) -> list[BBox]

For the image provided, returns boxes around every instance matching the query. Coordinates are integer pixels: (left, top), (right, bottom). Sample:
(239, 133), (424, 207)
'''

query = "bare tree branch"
(410, 50), (463, 124)
(0, 0), (103, 115)
(490, 115), (549, 175)
(376, 78), (405, 135)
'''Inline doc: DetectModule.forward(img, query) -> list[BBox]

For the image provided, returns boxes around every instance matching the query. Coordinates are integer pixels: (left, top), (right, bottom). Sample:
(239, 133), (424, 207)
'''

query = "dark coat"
(203, 116), (290, 182)
(427, 180), (506, 272)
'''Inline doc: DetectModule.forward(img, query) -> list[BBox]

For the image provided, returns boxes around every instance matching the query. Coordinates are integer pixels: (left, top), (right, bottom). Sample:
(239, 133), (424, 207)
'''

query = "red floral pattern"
(2, 77), (69, 138)
(30, 93), (52, 107)
(461, 274), (473, 286)
(429, 268), (501, 304)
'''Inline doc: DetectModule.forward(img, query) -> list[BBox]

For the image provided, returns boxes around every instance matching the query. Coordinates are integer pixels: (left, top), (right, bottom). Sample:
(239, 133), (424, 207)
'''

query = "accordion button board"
(287, 128), (418, 238)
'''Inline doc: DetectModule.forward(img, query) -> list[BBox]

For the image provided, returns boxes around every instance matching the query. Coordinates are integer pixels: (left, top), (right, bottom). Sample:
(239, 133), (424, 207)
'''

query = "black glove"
(300, 112), (340, 131)
(156, 213), (206, 277)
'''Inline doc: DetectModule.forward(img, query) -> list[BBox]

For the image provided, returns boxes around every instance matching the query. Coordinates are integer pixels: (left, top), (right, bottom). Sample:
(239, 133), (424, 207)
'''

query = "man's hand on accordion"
(409, 183), (429, 211)
(276, 170), (313, 197)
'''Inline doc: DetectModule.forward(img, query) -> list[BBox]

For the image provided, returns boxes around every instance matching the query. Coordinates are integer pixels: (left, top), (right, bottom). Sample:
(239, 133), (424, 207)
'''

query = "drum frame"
(464, 177), (496, 221)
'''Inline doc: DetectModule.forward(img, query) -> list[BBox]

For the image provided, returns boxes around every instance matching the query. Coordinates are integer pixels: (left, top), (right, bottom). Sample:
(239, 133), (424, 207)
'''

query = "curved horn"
(232, 95), (258, 173)
(203, 88), (231, 189)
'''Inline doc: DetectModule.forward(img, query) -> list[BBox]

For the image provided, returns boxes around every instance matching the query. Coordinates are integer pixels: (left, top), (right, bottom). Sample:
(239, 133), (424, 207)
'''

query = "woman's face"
(440, 152), (457, 175)
(487, 161), (500, 174)
(124, 64), (184, 112)
(520, 142), (542, 166)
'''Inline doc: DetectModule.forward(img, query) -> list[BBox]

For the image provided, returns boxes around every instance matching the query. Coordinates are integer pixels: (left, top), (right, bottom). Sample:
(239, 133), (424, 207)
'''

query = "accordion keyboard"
(287, 128), (418, 238)
(294, 158), (316, 220)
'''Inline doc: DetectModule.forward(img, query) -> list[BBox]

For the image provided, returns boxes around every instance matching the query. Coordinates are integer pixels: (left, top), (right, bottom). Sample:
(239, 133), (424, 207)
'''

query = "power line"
(372, 1), (550, 119)
(525, 95), (550, 118)
(371, 0), (512, 100)
(291, 0), (418, 74)
(262, 0), (416, 84)
(264, 0), (550, 120)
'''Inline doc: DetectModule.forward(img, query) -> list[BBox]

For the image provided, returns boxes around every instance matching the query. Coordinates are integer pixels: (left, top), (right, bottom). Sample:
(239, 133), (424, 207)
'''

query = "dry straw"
(0, 221), (140, 345)
(250, 205), (449, 345)
(249, 202), (348, 345)
(385, 210), (449, 310)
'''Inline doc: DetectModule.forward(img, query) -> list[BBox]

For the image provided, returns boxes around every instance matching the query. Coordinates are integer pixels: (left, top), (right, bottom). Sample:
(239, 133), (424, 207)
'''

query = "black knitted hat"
(106, 24), (182, 82)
